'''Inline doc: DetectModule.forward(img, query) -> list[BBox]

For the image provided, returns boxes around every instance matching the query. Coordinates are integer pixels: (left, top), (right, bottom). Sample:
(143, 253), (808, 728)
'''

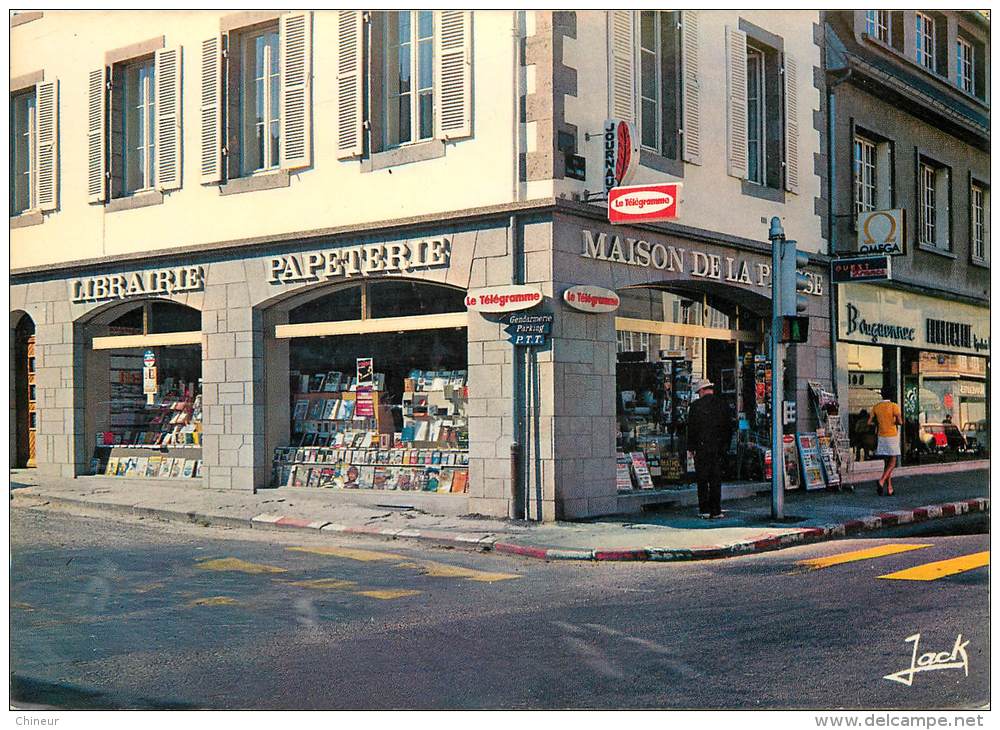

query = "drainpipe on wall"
(827, 67), (852, 399)
(509, 213), (527, 519)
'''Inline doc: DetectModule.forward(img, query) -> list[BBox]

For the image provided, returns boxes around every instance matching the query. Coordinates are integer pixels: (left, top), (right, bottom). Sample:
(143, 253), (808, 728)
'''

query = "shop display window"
(273, 282), (470, 492)
(88, 303), (203, 479)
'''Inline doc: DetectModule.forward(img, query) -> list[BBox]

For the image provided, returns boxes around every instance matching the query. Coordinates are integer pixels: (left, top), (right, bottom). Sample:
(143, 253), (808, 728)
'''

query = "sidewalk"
(10, 465), (989, 562)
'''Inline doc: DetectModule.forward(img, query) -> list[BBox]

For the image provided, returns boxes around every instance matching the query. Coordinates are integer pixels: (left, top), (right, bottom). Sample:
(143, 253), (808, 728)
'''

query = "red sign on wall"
(608, 183), (681, 224)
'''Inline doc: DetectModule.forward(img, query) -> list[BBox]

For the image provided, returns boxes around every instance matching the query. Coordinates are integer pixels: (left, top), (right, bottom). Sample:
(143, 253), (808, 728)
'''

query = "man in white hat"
(687, 378), (733, 519)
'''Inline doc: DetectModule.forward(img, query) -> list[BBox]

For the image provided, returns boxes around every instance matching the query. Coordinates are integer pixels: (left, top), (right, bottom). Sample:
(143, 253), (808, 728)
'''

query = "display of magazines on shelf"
(92, 351), (203, 479)
(278, 368), (469, 491)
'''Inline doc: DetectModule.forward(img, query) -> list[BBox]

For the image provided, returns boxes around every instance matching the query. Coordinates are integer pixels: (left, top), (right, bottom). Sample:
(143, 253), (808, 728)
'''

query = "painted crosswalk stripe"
(878, 551), (989, 582)
(797, 544), (933, 570)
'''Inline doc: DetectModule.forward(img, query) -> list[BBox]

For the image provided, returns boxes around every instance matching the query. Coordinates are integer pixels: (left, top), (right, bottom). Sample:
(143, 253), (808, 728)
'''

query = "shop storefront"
(837, 284), (990, 465)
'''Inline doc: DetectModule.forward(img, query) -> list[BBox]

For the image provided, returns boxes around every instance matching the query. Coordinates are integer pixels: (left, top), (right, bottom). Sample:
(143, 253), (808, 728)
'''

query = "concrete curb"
(15, 491), (987, 563)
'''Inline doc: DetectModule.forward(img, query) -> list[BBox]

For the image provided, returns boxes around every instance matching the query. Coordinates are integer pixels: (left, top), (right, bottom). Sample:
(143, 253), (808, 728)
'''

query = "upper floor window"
(335, 11), (471, 163)
(89, 43), (179, 204)
(852, 131), (893, 218)
(199, 13), (312, 187)
(918, 158), (950, 252)
(956, 36), (974, 93)
(723, 23), (798, 196)
(971, 182), (989, 265)
(637, 10), (680, 159)
(10, 77), (57, 218)
(116, 57), (156, 195)
(384, 11), (434, 147)
(237, 25), (280, 175)
(745, 45), (766, 186)
(853, 136), (877, 215)
(865, 10), (889, 43)
(10, 89), (36, 216)
(915, 12), (936, 71)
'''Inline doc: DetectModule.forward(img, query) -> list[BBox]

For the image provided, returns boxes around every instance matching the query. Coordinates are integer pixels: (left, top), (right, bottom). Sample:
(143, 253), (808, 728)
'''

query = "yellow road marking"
(285, 578), (358, 590)
(11, 602), (35, 611)
(288, 547), (519, 583)
(288, 546), (398, 562)
(132, 582), (165, 593)
(878, 551), (990, 582)
(797, 544), (933, 570)
(187, 596), (239, 607)
(196, 557), (287, 574)
(353, 589), (422, 600)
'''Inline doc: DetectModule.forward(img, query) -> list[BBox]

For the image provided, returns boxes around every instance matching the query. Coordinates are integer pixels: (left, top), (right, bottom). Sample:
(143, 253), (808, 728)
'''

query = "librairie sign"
(268, 238), (450, 284)
(465, 285), (543, 313)
(562, 285), (620, 313)
(831, 255), (891, 283)
(857, 209), (905, 255)
(608, 183), (681, 224)
(504, 312), (553, 346)
(603, 119), (640, 194)
(71, 266), (204, 303)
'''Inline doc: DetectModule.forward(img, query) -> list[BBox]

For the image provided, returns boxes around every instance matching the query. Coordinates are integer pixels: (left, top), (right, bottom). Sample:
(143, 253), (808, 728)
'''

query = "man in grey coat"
(686, 379), (733, 519)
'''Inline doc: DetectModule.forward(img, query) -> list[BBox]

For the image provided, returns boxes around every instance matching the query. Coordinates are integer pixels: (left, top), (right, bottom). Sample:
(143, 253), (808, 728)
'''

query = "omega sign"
(71, 266), (204, 303)
(268, 238), (450, 284)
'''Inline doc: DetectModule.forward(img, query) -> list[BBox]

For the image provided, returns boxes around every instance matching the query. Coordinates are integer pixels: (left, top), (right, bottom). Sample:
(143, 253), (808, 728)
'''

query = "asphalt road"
(10, 504), (990, 710)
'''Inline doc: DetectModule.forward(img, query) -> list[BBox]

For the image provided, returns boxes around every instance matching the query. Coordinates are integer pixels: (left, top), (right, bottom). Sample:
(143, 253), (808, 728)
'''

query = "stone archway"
(10, 311), (36, 468)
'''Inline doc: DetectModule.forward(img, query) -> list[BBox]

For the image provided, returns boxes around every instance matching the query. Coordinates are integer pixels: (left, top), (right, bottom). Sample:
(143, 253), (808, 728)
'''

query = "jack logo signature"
(883, 633), (970, 687)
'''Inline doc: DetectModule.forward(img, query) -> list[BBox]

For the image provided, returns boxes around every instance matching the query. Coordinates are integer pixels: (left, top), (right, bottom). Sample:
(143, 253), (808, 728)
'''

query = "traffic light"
(781, 315), (809, 343)
(778, 239), (811, 316)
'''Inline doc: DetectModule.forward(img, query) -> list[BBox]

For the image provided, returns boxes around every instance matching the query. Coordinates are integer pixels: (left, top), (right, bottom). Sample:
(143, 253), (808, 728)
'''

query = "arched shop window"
(87, 300), (203, 481)
(613, 287), (768, 490)
(272, 280), (470, 493)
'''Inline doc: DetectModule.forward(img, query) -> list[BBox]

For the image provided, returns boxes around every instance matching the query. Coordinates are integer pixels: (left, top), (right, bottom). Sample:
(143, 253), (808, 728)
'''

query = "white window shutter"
(607, 11), (635, 122)
(200, 36), (223, 184)
(87, 68), (107, 203)
(782, 52), (799, 194)
(725, 26), (748, 180)
(155, 46), (182, 192)
(336, 10), (364, 159)
(680, 11), (701, 165)
(35, 80), (58, 211)
(435, 10), (473, 140)
(280, 11), (312, 170)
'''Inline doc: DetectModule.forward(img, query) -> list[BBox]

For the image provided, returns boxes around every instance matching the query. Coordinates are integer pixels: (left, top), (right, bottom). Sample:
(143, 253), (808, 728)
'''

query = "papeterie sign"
(857, 209), (905, 256)
(268, 238), (450, 284)
(608, 183), (681, 224)
(562, 285), (621, 313)
(603, 119), (639, 193)
(71, 266), (204, 303)
(465, 286), (543, 313)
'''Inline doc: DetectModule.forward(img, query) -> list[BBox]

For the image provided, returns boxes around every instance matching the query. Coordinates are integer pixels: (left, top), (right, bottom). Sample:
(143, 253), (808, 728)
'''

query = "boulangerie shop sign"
(268, 238), (450, 284)
(71, 266), (205, 303)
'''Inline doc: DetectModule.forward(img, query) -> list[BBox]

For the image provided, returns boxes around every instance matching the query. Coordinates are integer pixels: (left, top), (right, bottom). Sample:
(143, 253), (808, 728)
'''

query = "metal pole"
(769, 217), (785, 520)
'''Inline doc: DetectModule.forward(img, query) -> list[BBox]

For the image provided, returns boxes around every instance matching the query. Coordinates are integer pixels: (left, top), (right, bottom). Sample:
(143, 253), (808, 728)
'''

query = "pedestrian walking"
(868, 388), (902, 496)
(687, 378), (733, 519)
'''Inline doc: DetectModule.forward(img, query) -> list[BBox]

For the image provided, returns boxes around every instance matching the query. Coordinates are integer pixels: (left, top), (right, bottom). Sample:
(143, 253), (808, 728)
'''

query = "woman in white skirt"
(868, 391), (903, 495)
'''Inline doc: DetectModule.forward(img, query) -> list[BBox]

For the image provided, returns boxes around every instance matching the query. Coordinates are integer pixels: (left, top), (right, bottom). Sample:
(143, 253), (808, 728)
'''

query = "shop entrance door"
(13, 315), (36, 468)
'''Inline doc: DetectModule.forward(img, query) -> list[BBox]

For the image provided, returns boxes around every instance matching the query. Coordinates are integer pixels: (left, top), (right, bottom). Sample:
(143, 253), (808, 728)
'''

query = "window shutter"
(35, 80), (58, 211)
(607, 11), (635, 122)
(336, 10), (364, 159)
(680, 11), (701, 165)
(155, 46), (182, 192)
(725, 26), (748, 180)
(435, 10), (473, 140)
(87, 68), (107, 203)
(200, 36), (223, 184)
(280, 11), (312, 170)
(782, 52), (799, 194)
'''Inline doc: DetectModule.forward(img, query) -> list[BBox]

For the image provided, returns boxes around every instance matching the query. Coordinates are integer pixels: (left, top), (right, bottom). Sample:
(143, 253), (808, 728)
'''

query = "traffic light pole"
(769, 217), (784, 521)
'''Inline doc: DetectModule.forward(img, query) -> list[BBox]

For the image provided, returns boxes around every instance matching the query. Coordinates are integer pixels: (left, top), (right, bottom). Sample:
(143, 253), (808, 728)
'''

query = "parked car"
(918, 423), (968, 453)
(962, 420), (990, 454)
